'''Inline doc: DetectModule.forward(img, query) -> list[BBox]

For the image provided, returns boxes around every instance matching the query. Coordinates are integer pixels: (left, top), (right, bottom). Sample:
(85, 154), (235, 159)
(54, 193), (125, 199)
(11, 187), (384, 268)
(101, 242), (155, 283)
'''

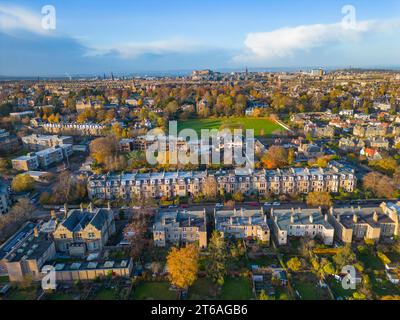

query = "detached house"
(53, 204), (115, 257)
(360, 147), (382, 160)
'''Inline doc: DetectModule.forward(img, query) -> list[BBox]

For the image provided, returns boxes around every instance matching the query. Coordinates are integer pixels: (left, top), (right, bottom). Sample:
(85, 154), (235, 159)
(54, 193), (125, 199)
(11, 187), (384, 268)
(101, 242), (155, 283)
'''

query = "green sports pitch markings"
(177, 117), (286, 137)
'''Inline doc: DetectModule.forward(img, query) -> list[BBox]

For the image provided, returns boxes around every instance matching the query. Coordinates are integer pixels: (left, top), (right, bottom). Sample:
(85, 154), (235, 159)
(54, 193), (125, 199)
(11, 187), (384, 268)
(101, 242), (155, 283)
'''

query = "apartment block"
(88, 164), (356, 200)
(153, 209), (207, 248)
(380, 202), (400, 236)
(0, 223), (56, 282)
(271, 208), (334, 245)
(0, 129), (20, 154)
(327, 206), (397, 244)
(214, 208), (270, 243)
(0, 181), (11, 214)
(42, 122), (107, 136)
(35, 145), (72, 168)
(22, 134), (73, 151)
(11, 153), (39, 171)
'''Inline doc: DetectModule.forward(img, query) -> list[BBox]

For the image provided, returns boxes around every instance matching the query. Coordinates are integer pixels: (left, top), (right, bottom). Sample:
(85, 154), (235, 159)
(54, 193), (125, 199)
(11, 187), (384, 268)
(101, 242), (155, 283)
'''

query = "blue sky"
(0, 0), (399, 76)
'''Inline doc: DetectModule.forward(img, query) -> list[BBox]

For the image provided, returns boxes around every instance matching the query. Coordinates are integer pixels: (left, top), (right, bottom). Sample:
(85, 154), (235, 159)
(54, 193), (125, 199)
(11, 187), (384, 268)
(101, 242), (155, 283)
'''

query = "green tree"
(333, 245), (356, 270)
(206, 231), (227, 285)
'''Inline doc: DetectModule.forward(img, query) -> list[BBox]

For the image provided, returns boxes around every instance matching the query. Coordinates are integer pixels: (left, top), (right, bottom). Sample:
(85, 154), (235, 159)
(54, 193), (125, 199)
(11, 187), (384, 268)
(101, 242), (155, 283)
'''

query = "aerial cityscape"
(0, 0), (400, 309)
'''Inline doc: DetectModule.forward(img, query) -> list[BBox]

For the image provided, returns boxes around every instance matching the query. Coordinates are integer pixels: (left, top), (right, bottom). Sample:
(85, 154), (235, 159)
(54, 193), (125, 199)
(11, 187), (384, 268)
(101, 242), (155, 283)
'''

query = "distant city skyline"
(0, 0), (399, 76)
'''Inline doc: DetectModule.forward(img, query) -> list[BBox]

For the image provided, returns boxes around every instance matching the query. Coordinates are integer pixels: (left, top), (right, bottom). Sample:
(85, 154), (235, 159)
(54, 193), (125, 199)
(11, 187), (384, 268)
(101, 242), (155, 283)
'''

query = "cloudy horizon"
(0, 0), (399, 76)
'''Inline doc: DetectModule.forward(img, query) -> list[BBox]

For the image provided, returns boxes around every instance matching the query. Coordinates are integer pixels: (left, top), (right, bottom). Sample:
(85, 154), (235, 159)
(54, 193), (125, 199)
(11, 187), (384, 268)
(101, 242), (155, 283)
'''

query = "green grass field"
(220, 277), (254, 300)
(132, 282), (178, 300)
(177, 117), (286, 137)
(188, 278), (219, 300)
(93, 288), (119, 300)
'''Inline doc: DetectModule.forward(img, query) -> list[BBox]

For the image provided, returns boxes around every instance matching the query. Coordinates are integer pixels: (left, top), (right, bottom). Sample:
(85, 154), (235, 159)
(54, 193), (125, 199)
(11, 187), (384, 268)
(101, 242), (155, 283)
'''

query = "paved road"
(31, 198), (398, 220)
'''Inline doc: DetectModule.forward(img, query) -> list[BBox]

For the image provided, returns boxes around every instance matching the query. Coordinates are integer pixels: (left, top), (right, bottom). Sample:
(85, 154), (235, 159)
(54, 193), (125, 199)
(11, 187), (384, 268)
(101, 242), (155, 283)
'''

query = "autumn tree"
(306, 191), (332, 208)
(90, 136), (118, 165)
(49, 171), (87, 204)
(8, 198), (35, 223)
(206, 231), (227, 285)
(11, 174), (35, 192)
(286, 257), (302, 272)
(124, 210), (154, 264)
(233, 191), (245, 203)
(0, 158), (10, 172)
(167, 244), (199, 290)
(261, 145), (288, 169)
(363, 172), (396, 198)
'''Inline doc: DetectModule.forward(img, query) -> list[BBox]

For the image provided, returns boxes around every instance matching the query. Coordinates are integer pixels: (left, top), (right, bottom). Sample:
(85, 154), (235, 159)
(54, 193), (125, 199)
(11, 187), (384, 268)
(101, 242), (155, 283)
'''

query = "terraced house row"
(87, 163), (356, 200)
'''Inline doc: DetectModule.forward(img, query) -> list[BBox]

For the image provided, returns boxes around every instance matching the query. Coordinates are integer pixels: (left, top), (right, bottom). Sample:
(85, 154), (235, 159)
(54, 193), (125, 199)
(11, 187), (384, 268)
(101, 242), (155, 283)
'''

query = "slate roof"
(61, 208), (111, 232)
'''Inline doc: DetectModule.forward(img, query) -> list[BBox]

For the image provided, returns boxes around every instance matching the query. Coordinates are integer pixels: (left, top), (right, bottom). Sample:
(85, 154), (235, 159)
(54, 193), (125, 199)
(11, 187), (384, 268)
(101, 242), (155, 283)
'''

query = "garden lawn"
(327, 277), (356, 299)
(293, 273), (331, 300)
(177, 117), (285, 137)
(0, 276), (9, 284)
(357, 251), (384, 271)
(132, 282), (178, 300)
(93, 288), (119, 300)
(7, 287), (37, 300)
(46, 292), (76, 300)
(248, 255), (280, 269)
(220, 277), (254, 300)
(188, 278), (219, 300)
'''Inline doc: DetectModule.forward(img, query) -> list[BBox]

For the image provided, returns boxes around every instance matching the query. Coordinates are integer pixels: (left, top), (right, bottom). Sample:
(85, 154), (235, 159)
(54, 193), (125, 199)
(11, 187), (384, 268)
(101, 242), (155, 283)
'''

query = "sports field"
(177, 117), (286, 137)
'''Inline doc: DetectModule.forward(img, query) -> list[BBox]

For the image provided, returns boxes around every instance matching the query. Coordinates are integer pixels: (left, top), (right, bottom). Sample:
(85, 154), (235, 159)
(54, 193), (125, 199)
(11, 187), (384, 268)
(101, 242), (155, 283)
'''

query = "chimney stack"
(50, 210), (56, 220)
(64, 203), (68, 218)
(290, 215), (295, 224)
(309, 214), (314, 224)
(373, 211), (379, 222)
(80, 203), (84, 212)
(353, 214), (358, 223)
(108, 201), (111, 210)
(324, 214), (328, 222)
(34, 227), (39, 238)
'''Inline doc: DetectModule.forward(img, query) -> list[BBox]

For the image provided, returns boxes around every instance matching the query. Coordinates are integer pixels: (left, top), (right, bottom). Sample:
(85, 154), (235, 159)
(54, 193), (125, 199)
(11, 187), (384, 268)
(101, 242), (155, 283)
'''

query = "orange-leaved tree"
(166, 244), (199, 290)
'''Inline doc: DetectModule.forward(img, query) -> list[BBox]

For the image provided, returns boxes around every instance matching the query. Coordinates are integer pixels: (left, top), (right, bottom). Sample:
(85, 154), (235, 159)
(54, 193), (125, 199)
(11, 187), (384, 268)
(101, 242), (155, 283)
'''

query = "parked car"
(247, 202), (259, 207)
(272, 202), (281, 206)
(215, 203), (224, 208)
(180, 204), (189, 209)
(263, 202), (272, 207)
(168, 205), (178, 209)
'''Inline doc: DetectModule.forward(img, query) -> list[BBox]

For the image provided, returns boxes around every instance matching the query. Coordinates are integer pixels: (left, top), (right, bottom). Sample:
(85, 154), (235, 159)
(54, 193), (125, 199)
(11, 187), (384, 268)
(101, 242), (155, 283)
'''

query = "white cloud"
(0, 4), (51, 36)
(85, 37), (200, 58)
(234, 19), (400, 63)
